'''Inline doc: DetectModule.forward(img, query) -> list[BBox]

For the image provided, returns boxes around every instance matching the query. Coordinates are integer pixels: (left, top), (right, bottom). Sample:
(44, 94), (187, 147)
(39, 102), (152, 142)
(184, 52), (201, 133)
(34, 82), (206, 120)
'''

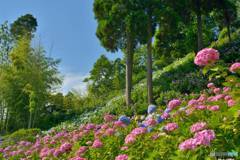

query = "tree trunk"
(4, 109), (9, 132)
(147, 18), (153, 104)
(32, 107), (38, 128)
(196, 0), (203, 51)
(125, 33), (134, 106)
(28, 112), (32, 128)
(224, 9), (232, 42)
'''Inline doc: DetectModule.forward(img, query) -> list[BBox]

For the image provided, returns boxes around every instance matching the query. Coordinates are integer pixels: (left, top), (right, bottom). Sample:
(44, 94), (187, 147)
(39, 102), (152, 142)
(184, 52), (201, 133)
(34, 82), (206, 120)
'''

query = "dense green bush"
(1, 128), (41, 147)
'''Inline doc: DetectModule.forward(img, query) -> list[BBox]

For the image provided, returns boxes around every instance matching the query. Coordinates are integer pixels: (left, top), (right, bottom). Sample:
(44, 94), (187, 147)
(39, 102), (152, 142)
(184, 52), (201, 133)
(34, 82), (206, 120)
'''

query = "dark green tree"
(138, 0), (162, 104)
(214, 0), (238, 41)
(10, 14), (38, 40)
(94, 0), (145, 106)
(84, 55), (114, 96)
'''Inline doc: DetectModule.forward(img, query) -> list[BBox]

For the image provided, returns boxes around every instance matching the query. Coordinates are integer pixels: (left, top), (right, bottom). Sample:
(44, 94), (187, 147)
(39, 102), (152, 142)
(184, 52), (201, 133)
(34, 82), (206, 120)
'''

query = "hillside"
(1, 31), (240, 159)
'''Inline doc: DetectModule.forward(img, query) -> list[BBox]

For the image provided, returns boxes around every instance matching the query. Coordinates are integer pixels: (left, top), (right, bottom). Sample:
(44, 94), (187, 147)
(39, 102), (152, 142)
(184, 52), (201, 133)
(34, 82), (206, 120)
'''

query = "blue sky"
(0, 0), (122, 94)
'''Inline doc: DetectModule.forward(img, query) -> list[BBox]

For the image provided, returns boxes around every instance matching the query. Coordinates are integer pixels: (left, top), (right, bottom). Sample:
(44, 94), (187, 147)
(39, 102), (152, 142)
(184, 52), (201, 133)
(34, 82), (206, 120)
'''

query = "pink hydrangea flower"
(164, 123), (178, 132)
(113, 121), (126, 128)
(196, 105), (207, 110)
(213, 88), (221, 94)
(197, 94), (207, 102)
(179, 129), (215, 151)
(92, 139), (103, 148)
(227, 99), (235, 107)
(229, 62), (240, 73)
(207, 83), (215, 88)
(131, 127), (147, 135)
(179, 138), (198, 150)
(101, 124), (109, 130)
(167, 99), (181, 110)
(105, 128), (115, 136)
(115, 154), (128, 160)
(223, 87), (231, 93)
(188, 99), (198, 107)
(193, 129), (215, 145)
(190, 122), (207, 133)
(76, 146), (88, 156)
(104, 114), (115, 122)
(161, 112), (170, 119)
(120, 146), (128, 151)
(224, 95), (232, 101)
(69, 157), (87, 160)
(194, 48), (219, 66)
(208, 105), (220, 111)
(144, 118), (157, 126)
(85, 123), (95, 130)
(124, 134), (136, 144)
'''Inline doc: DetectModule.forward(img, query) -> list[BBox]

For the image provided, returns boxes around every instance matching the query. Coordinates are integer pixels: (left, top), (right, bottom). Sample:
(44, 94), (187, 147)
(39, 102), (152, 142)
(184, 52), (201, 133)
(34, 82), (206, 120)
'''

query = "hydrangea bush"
(0, 48), (240, 159)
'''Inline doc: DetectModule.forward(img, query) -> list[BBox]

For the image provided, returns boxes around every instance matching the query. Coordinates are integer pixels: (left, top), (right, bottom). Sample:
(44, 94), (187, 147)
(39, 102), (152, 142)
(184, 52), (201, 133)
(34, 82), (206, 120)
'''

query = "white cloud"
(60, 72), (89, 95)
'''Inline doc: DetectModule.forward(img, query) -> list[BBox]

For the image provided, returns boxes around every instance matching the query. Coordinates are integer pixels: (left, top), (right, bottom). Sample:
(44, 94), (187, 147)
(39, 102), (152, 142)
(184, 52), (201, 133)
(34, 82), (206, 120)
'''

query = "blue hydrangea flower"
(164, 108), (171, 113)
(148, 104), (157, 114)
(157, 116), (164, 123)
(138, 123), (147, 128)
(119, 115), (131, 125)
(147, 127), (153, 132)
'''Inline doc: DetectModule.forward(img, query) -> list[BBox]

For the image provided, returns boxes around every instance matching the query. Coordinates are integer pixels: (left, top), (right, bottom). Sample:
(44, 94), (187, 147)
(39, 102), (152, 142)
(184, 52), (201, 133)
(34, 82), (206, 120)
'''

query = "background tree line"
(93, 0), (239, 106)
(0, 15), (82, 133)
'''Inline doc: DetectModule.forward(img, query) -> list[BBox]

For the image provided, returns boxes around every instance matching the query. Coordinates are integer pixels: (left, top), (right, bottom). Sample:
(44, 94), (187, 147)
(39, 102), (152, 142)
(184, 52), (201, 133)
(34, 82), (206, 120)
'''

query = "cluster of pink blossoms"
(124, 127), (147, 144)
(194, 48), (219, 66)
(167, 99), (181, 110)
(92, 139), (103, 148)
(207, 82), (235, 107)
(0, 114), (131, 159)
(115, 154), (128, 160)
(144, 118), (157, 126)
(104, 114), (116, 122)
(229, 62), (240, 73)
(179, 128), (215, 151)
(190, 122), (207, 133)
(164, 122), (178, 132)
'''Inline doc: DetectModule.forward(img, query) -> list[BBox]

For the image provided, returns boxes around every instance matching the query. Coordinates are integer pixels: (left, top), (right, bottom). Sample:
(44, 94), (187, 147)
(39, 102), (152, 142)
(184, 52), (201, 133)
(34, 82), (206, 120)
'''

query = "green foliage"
(156, 90), (183, 106)
(85, 55), (125, 96)
(0, 37), (61, 132)
(0, 22), (14, 64)
(10, 14), (38, 39)
(1, 128), (41, 148)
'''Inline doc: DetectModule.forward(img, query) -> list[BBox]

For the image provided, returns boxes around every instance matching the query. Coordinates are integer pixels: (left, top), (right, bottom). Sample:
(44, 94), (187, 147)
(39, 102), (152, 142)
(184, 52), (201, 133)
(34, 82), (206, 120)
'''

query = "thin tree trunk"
(125, 33), (134, 106)
(28, 112), (32, 128)
(227, 24), (231, 42)
(32, 107), (38, 128)
(224, 9), (232, 42)
(147, 18), (153, 104)
(0, 103), (3, 132)
(196, 0), (203, 51)
(4, 109), (9, 132)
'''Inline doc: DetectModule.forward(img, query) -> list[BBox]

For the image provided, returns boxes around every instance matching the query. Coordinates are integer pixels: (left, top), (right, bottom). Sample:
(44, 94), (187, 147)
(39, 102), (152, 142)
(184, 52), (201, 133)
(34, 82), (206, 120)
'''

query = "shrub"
(1, 128), (41, 147)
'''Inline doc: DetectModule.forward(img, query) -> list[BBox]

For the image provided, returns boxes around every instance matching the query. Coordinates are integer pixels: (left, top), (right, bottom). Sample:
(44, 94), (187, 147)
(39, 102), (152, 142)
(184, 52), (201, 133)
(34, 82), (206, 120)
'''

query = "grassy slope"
(49, 30), (240, 132)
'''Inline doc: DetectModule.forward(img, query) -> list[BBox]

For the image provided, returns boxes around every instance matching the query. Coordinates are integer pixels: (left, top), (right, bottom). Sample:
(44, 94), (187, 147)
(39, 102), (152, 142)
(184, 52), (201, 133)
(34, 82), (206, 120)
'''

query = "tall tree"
(184, 0), (216, 50)
(139, 0), (162, 104)
(0, 22), (14, 64)
(214, 0), (238, 41)
(84, 55), (114, 96)
(94, 0), (145, 106)
(0, 37), (61, 132)
(10, 14), (38, 40)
